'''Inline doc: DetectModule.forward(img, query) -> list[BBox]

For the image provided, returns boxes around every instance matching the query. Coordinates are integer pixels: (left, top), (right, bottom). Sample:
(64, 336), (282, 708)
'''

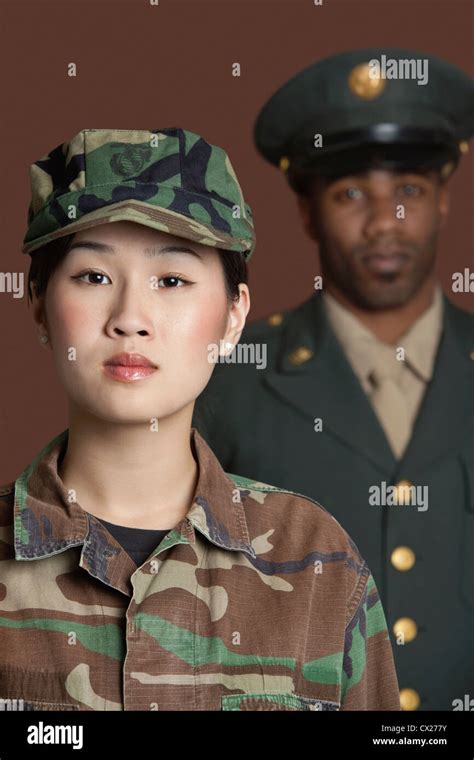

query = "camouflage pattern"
(22, 128), (256, 259)
(0, 428), (399, 711)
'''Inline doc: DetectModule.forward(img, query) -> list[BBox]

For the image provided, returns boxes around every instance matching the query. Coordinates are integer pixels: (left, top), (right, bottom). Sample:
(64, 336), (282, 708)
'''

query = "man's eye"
(400, 184), (422, 197)
(73, 271), (111, 285)
(158, 276), (188, 288)
(336, 187), (363, 201)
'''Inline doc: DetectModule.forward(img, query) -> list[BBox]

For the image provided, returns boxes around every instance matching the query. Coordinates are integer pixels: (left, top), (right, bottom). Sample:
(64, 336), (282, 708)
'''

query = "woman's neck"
(58, 406), (199, 529)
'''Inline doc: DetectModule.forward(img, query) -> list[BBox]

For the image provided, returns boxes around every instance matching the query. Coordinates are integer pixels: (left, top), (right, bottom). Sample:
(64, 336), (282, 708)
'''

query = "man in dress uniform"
(193, 48), (474, 711)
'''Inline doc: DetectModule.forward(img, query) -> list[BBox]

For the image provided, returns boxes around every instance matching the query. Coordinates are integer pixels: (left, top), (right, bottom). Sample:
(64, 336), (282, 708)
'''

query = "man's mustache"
(353, 239), (421, 259)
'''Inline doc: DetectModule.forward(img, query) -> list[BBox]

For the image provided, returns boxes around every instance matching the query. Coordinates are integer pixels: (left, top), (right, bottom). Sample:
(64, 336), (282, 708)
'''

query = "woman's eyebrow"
(67, 240), (202, 259)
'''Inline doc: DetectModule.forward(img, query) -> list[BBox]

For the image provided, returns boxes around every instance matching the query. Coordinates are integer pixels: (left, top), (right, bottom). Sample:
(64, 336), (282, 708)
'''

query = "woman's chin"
(72, 401), (167, 426)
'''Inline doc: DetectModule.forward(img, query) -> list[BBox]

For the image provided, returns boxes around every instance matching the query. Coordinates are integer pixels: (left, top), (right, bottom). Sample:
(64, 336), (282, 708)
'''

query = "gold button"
(391, 546), (416, 572)
(394, 480), (413, 505)
(393, 617), (418, 643)
(469, 350), (474, 361)
(279, 156), (290, 172)
(288, 346), (314, 366)
(267, 312), (283, 327)
(459, 140), (470, 154)
(400, 688), (420, 711)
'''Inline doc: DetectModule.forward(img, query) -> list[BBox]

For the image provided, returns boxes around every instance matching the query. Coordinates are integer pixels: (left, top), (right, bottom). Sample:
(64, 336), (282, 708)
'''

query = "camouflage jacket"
(0, 427), (400, 711)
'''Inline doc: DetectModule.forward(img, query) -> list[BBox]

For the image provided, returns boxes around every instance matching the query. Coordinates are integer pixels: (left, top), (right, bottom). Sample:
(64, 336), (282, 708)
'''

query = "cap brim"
(287, 141), (460, 184)
(22, 200), (254, 258)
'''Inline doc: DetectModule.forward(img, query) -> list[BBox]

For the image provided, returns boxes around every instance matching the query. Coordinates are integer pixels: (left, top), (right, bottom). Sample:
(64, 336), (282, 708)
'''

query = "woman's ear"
(31, 286), (49, 346)
(219, 284), (251, 356)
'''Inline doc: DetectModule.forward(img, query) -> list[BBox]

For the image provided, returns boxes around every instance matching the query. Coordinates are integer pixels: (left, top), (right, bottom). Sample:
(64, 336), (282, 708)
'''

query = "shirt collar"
(14, 427), (256, 561)
(323, 286), (444, 384)
(398, 286), (444, 380)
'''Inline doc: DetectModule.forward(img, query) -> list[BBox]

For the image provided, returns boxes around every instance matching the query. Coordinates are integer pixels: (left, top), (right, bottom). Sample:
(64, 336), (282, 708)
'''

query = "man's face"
(297, 168), (449, 310)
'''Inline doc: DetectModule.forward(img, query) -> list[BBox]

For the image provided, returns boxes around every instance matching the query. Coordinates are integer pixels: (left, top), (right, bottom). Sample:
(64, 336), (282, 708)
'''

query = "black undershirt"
(97, 517), (171, 566)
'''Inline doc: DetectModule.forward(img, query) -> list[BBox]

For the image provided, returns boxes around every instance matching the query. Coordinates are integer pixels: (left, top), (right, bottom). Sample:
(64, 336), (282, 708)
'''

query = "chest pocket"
(0, 666), (80, 711)
(221, 692), (339, 711)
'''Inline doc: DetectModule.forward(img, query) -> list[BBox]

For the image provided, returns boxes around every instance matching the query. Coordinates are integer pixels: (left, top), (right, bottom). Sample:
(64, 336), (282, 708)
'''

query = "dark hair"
(27, 232), (248, 305)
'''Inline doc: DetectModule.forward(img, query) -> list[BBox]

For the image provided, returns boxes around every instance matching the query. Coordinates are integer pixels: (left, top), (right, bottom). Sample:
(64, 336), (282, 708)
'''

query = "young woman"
(0, 128), (400, 711)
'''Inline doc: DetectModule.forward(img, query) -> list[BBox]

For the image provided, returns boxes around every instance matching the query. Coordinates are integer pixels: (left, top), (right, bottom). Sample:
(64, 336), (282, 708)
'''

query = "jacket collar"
(264, 290), (397, 474)
(263, 290), (473, 476)
(322, 286), (444, 386)
(14, 427), (256, 562)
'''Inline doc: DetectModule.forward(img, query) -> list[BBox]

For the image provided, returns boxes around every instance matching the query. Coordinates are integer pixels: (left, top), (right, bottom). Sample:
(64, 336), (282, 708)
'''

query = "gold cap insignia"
(348, 62), (386, 100)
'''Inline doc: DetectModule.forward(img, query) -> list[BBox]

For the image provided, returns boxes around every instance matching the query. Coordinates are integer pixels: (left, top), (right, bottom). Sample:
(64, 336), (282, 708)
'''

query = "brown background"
(0, 0), (473, 480)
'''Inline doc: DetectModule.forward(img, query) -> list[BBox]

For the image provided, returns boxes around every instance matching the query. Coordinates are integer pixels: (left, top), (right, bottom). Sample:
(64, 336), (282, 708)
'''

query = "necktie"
(369, 356), (411, 459)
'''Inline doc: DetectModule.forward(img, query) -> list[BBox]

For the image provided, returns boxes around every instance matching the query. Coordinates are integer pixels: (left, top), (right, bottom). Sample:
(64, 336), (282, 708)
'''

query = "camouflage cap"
(22, 128), (256, 260)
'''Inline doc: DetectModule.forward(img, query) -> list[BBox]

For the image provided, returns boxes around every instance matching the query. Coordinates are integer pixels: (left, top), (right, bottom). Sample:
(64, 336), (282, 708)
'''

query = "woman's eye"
(72, 272), (190, 288)
(157, 276), (188, 288)
(73, 271), (111, 285)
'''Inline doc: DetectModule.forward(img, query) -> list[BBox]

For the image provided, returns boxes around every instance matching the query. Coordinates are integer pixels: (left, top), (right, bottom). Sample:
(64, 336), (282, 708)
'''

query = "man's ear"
(296, 194), (319, 243)
(437, 179), (450, 230)
(219, 284), (251, 356)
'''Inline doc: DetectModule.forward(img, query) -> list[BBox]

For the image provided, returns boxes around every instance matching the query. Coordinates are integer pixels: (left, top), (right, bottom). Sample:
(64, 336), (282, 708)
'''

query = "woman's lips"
(103, 365), (158, 383)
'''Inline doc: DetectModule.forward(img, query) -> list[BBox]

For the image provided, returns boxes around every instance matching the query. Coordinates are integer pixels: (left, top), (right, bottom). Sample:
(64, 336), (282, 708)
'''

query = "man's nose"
(363, 197), (400, 239)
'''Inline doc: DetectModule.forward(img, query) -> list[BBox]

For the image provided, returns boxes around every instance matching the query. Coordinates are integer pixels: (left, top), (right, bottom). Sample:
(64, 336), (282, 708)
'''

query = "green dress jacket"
(193, 290), (474, 711)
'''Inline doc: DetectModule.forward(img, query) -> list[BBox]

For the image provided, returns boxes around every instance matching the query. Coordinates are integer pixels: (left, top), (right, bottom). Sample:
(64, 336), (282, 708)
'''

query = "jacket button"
(394, 480), (413, 504)
(393, 617), (418, 642)
(391, 546), (416, 571)
(400, 688), (421, 711)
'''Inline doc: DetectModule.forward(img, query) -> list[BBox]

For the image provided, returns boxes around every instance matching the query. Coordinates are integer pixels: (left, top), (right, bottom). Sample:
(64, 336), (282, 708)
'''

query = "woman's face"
(33, 221), (250, 426)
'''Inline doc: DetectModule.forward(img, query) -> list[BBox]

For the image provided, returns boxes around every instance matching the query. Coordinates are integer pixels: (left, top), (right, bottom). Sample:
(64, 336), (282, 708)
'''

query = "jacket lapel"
(395, 297), (474, 476)
(263, 291), (396, 474)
